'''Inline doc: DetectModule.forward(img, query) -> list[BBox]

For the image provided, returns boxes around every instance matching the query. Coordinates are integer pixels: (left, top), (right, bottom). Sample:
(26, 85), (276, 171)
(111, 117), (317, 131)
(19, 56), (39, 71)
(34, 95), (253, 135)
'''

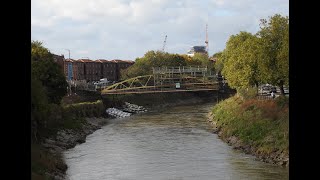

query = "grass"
(212, 94), (289, 155)
(62, 100), (105, 118)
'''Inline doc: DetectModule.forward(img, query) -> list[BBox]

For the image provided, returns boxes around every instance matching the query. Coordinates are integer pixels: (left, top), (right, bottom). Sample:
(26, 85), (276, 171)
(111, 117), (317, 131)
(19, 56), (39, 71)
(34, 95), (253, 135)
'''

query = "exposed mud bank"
(41, 117), (109, 180)
(207, 112), (289, 167)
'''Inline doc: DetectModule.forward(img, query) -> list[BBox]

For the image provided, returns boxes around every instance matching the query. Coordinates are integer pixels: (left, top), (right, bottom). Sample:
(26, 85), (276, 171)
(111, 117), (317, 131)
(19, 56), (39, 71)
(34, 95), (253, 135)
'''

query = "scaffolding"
(152, 66), (216, 91)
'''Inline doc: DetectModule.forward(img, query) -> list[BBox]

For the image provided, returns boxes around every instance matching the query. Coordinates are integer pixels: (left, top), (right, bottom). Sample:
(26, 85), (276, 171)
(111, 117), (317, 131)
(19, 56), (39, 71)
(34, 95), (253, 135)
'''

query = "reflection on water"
(64, 101), (288, 180)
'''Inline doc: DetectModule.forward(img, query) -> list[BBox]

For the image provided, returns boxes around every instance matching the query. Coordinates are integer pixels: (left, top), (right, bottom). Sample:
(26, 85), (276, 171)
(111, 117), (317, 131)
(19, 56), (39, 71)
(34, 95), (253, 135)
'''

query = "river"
(64, 101), (288, 180)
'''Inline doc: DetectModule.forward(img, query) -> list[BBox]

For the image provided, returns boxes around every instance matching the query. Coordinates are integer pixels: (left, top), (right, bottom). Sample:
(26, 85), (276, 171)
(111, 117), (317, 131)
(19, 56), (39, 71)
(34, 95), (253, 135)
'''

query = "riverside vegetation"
(209, 14), (289, 166)
(31, 41), (108, 179)
(32, 100), (107, 180)
(209, 93), (289, 166)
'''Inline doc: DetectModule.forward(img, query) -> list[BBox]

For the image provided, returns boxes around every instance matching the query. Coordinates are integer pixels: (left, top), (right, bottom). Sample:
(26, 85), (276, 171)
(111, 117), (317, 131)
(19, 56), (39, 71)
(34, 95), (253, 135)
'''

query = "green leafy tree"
(121, 50), (188, 79)
(211, 52), (223, 58)
(145, 50), (187, 67)
(211, 51), (224, 73)
(31, 41), (67, 104)
(31, 41), (54, 62)
(31, 74), (49, 141)
(222, 31), (264, 90)
(182, 53), (215, 72)
(257, 14), (289, 95)
(180, 54), (192, 61)
(192, 53), (210, 67)
(120, 57), (152, 80)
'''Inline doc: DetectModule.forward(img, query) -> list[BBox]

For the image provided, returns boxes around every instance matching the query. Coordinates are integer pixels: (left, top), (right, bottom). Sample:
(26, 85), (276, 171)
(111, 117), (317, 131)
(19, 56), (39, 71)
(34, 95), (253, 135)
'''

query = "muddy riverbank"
(41, 117), (109, 179)
(207, 96), (289, 167)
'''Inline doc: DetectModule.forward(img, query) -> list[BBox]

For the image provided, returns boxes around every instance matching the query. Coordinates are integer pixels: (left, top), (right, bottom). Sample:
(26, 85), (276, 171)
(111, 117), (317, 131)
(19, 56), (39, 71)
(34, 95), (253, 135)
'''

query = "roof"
(64, 58), (134, 64)
(96, 59), (117, 63)
(96, 59), (108, 62)
(64, 59), (75, 62)
(112, 59), (134, 63)
(52, 54), (65, 59)
(78, 59), (93, 63)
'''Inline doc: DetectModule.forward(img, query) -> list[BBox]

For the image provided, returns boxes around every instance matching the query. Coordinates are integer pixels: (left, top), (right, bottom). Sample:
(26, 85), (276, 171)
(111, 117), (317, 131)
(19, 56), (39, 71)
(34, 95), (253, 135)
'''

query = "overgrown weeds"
(212, 95), (288, 155)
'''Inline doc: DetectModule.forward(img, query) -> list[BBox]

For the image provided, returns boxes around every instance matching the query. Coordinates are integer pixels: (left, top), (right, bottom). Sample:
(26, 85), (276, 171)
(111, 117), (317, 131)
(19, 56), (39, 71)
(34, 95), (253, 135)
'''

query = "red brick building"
(112, 59), (135, 81)
(64, 59), (78, 80)
(80, 59), (98, 81)
(52, 54), (65, 70)
(75, 60), (85, 80)
(97, 59), (117, 82)
(62, 58), (134, 82)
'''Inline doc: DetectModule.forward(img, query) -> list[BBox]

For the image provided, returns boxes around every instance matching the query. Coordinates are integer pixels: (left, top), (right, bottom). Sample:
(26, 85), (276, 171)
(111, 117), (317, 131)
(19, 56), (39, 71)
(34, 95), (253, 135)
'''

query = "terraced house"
(56, 55), (134, 82)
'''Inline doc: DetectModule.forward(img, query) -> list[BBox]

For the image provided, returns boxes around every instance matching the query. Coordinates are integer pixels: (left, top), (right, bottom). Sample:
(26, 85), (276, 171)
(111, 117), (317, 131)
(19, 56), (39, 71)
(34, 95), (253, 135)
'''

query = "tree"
(120, 57), (151, 80)
(180, 54), (193, 65)
(31, 74), (49, 141)
(192, 53), (210, 67)
(211, 51), (224, 73)
(31, 41), (54, 62)
(31, 41), (67, 104)
(221, 31), (264, 90)
(211, 52), (223, 58)
(257, 14), (289, 95)
(120, 50), (188, 79)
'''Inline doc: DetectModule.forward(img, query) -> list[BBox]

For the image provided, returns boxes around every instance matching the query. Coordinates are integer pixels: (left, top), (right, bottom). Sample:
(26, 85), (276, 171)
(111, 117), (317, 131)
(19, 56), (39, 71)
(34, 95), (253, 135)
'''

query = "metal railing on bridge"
(152, 66), (209, 74)
(101, 74), (219, 95)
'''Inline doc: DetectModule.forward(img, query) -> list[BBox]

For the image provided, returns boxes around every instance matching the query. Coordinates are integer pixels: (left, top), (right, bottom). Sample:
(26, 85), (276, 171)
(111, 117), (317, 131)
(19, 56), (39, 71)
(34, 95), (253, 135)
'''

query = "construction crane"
(162, 35), (167, 52)
(205, 24), (209, 55)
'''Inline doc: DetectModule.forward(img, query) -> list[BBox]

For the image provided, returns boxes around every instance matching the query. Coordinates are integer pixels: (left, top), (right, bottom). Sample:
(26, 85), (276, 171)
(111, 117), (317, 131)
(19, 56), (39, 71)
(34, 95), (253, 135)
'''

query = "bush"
(63, 100), (105, 118)
(276, 95), (289, 108)
(237, 87), (258, 99)
(211, 95), (288, 155)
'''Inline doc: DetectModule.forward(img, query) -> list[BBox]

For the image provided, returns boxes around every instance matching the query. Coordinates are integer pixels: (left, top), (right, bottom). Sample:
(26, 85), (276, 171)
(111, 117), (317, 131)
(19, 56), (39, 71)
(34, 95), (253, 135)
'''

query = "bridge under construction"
(101, 66), (220, 95)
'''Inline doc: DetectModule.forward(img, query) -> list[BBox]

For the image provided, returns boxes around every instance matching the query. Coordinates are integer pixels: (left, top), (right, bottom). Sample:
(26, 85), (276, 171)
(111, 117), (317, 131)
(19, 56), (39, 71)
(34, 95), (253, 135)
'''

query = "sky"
(31, 0), (289, 61)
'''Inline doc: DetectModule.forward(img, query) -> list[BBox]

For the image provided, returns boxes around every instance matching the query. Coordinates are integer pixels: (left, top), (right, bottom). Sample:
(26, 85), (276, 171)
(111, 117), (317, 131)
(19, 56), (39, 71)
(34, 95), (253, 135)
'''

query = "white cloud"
(32, 0), (289, 59)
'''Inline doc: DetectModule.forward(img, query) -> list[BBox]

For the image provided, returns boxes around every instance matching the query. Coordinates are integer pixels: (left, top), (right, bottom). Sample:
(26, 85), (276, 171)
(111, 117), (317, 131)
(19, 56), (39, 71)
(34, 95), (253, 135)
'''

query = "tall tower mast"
(162, 35), (167, 52)
(205, 24), (209, 55)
